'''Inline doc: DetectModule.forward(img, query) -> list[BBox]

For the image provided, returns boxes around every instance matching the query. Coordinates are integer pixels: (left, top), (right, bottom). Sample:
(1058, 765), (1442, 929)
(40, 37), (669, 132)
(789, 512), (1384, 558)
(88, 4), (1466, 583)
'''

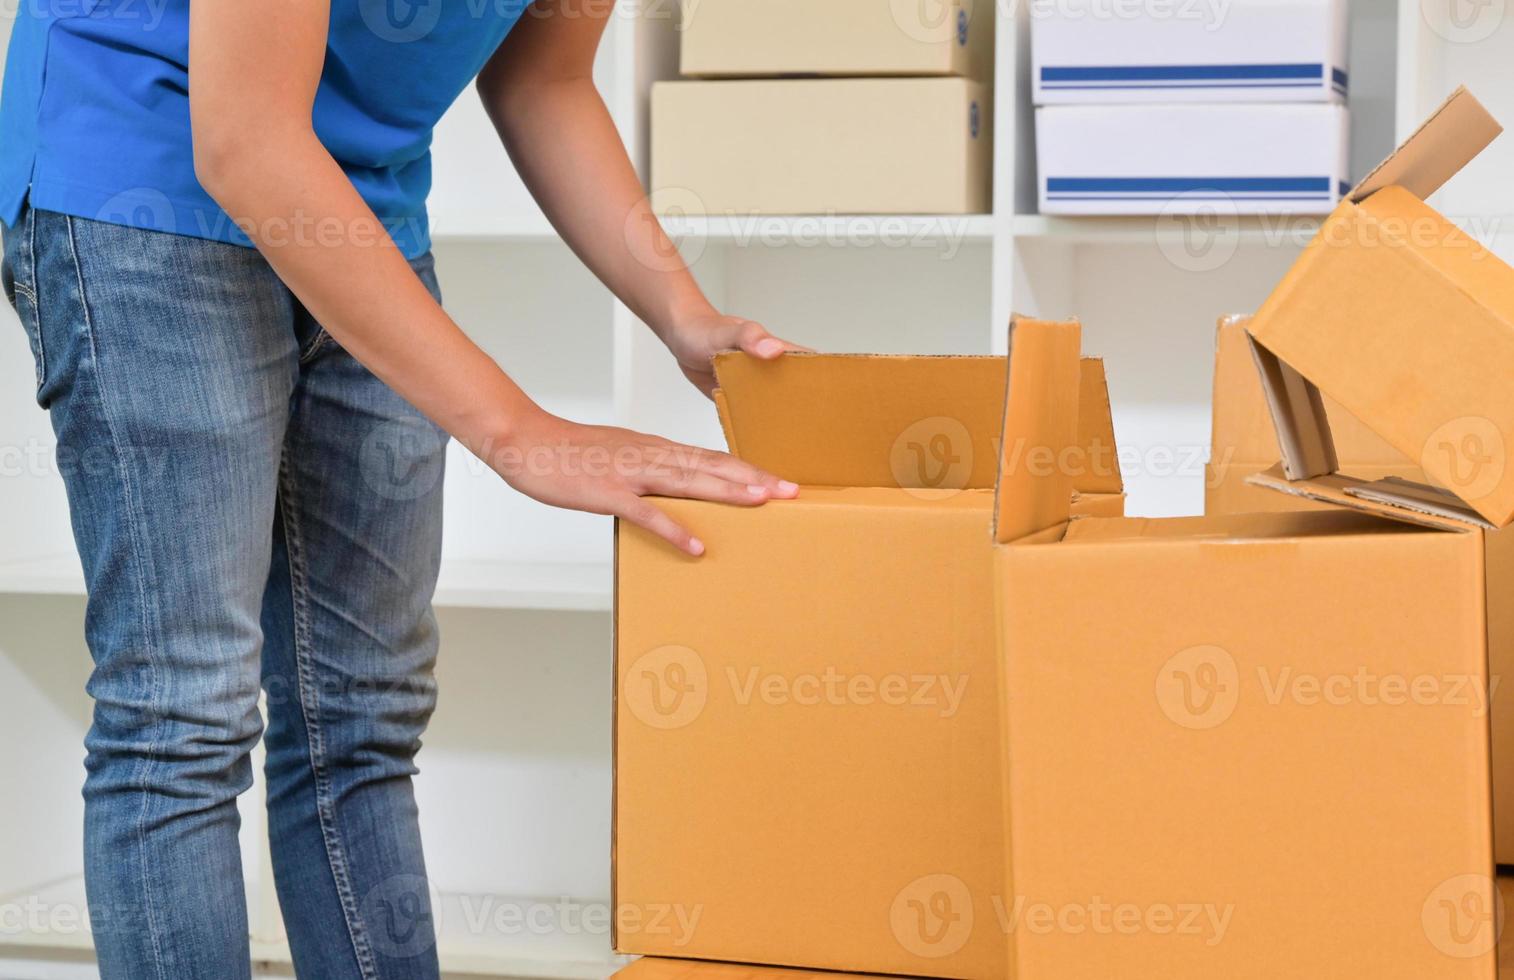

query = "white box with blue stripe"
(1036, 102), (1349, 215)
(1031, 0), (1349, 104)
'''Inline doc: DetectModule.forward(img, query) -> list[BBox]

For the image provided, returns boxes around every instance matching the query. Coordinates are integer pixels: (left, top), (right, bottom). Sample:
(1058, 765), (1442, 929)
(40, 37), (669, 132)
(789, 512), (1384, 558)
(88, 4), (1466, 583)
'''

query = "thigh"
(263, 251), (447, 746)
(26, 209), (299, 764)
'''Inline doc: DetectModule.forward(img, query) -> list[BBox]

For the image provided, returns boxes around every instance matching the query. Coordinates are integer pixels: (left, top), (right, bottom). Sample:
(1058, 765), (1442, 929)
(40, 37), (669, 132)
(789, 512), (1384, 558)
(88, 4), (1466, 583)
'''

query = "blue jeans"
(2, 207), (448, 980)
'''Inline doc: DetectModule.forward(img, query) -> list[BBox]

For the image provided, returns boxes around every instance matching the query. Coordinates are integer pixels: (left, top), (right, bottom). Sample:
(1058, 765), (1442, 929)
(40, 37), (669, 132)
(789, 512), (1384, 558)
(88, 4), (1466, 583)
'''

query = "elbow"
(191, 125), (246, 205)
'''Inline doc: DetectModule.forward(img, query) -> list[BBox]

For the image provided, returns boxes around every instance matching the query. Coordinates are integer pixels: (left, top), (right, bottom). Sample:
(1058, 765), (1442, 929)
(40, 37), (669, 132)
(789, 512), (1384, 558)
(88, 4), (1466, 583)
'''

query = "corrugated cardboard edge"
(1246, 330), (1338, 480)
(610, 521), (621, 951)
(1352, 86), (1502, 202)
(1245, 464), (1482, 533)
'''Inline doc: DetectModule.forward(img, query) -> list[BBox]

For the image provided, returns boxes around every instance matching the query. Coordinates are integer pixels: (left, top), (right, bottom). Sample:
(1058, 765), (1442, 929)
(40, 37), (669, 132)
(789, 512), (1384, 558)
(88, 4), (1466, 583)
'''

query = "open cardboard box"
(613, 348), (1122, 979)
(1209, 313), (1514, 870)
(994, 317), (1498, 978)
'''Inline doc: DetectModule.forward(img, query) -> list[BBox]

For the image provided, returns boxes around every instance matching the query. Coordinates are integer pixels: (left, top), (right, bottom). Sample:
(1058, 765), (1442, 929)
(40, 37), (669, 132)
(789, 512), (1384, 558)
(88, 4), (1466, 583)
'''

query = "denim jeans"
(2, 207), (448, 980)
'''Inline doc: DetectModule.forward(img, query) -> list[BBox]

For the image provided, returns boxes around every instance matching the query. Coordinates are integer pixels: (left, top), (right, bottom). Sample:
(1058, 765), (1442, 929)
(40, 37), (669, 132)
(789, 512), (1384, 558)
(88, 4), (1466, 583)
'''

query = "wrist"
(650, 290), (718, 346)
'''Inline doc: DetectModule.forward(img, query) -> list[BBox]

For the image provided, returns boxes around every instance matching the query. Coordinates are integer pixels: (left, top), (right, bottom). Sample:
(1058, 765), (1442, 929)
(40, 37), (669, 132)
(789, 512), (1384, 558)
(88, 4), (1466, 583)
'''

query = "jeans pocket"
(2, 209), (46, 404)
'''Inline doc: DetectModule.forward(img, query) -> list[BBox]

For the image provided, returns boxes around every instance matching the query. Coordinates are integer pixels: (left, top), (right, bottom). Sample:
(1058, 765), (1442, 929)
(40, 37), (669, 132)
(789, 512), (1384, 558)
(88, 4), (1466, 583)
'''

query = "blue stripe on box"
(1046, 177), (1333, 194)
(1044, 82), (1325, 91)
(1041, 63), (1326, 82)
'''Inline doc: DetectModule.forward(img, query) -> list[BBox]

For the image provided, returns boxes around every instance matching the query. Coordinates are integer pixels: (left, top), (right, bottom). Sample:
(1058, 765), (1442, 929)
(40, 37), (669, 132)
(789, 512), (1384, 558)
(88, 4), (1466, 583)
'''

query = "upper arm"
(477, 0), (610, 99)
(188, 0), (331, 175)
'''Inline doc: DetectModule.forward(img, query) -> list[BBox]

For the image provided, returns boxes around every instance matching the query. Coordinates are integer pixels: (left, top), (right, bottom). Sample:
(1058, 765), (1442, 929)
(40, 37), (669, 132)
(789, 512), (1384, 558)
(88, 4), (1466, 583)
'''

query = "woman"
(0, 1), (802, 977)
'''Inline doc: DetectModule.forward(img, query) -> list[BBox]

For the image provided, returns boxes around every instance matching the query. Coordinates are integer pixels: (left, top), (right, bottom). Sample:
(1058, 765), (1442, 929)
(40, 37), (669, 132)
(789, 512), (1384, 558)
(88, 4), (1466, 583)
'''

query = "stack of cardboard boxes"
(1033, 0), (1351, 216)
(615, 88), (1514, 978)
(651, 0), (992, 216)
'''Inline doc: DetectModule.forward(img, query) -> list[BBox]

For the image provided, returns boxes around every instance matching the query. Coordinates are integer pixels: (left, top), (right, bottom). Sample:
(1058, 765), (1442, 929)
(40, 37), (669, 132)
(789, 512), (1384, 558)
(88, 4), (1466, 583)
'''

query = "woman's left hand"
(664, 309), (811, 398)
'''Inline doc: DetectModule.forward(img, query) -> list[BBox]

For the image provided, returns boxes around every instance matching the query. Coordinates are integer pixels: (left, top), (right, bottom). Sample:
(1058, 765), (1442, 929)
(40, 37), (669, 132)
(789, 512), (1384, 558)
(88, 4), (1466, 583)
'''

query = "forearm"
(196, 130), (541, 457)
(483, 75), (713, 341)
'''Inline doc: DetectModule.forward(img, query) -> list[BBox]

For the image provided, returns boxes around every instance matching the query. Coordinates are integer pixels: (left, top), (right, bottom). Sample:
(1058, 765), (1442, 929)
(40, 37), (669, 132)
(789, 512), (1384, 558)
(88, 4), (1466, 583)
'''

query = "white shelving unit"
(3, 2), (1513, 977)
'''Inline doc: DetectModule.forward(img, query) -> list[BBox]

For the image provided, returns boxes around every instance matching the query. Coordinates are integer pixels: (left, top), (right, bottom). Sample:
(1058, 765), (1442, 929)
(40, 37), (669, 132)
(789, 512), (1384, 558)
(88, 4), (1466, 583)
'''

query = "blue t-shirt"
(0, 0), (528, 257)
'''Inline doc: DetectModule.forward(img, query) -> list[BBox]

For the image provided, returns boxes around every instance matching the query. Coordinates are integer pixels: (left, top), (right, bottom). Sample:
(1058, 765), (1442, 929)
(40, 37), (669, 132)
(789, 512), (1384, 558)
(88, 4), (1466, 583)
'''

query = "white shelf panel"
(1011, 213), (1318, 248)
(660, 212), (995, 246)
(5, 874), (624, 979)
(0, 555), (609, 613)
(434, 560), (610, 613)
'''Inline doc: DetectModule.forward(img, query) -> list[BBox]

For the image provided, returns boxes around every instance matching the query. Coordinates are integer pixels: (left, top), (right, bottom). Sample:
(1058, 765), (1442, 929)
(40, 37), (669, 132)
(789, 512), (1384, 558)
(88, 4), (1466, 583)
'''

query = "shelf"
(434, 560), (611, 613)
(0, 556), (610, 613)
(658, 212), (995, 247)
(1010, 213), (1319, 248)
(3, 874), (625, 979)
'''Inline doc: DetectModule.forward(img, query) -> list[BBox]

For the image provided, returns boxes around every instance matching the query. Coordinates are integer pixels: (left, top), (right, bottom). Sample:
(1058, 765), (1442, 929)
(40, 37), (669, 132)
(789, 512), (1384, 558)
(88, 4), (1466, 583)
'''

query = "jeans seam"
(65, 214), (170, 980)
(298, 328), (330, 364)
(276, 451), (382, 980)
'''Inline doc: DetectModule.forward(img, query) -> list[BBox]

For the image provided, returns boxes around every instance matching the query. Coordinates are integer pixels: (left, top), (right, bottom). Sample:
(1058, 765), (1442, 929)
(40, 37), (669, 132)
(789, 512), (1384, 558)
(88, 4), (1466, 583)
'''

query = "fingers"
(618, 496), (704, 557)
(640, 441), (800, 499)
(736, 319), (812, 359)
(653, 470), (781, 507)
(692, 452), (800, 498)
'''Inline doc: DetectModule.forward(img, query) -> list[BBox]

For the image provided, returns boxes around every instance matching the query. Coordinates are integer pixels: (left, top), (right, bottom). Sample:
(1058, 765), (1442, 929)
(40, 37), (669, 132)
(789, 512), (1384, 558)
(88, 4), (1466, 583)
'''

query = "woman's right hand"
(488, 409), (799, 557)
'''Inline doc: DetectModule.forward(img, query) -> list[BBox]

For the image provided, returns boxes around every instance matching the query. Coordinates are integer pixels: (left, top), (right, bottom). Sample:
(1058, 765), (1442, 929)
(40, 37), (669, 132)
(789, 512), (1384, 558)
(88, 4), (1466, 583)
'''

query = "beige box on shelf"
(679, 0), (992, 80)
(650, 78), (990, 216)
(613, 348), (1121, 979)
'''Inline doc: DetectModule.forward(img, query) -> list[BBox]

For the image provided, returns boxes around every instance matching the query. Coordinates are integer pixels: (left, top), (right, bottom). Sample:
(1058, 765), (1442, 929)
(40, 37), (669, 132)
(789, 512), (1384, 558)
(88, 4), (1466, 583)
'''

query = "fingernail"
(778, 480), (799, 495)
(688, 538), (706, 556)
(747, 484), (768, 496)
(755, 338), (784, 357)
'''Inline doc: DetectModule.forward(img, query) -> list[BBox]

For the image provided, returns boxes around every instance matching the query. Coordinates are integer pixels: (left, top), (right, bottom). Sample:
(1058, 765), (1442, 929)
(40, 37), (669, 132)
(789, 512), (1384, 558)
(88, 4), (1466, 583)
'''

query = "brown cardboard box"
(993, 317), (1497, 979)
(613, 350), (1122, 978)
(1209, 314), (1514, 868)
(651, 79), (990, 216)
(612, 958), (898, 980)
(678, 0), (992, 81)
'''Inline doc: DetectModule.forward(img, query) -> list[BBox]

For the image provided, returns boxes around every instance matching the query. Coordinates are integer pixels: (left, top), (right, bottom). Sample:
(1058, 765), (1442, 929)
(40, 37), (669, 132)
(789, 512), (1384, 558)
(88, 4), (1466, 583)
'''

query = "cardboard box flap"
(1351, 86), (1501, 202)
(1246, 464), (1487, 532)
(993, 316), (1083, 544)
(713, 351), (1120, 492)
(1247, 329), (1494, 530)
(1210, 314), (1406, 467)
